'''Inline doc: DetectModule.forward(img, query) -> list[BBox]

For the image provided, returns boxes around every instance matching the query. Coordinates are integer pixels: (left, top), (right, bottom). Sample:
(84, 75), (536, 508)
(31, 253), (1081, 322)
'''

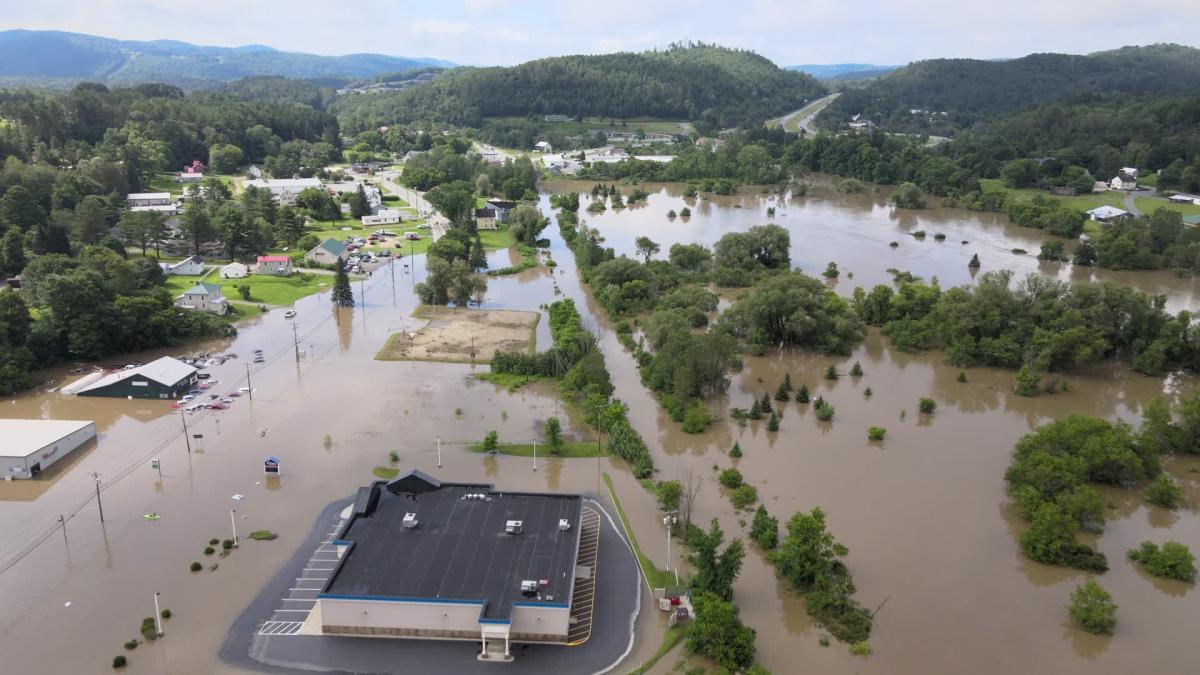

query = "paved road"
(1124, 190), (1142, 217)
(768, 92), (842, 135)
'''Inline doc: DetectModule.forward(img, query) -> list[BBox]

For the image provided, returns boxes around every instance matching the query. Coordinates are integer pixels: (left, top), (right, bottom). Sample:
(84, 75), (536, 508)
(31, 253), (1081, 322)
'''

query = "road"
(768, 92), (841, 135)
(1124, 190), (1142, 217)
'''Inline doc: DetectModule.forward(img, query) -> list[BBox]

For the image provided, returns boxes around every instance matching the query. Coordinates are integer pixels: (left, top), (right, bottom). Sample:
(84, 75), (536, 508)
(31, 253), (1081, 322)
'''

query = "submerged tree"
(332, 265), (355, 308)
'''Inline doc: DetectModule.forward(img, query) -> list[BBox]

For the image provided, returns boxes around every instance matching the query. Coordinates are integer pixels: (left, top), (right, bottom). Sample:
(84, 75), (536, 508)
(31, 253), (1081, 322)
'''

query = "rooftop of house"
(181, 282), (223, 296)
(474, 207), (497, 218)
(322, 470), (582, 621)
(257, 256), (291, 263)
(311, 238), (347, 256)
(127, 192), (171, 200)
(77, 356), (196, 393)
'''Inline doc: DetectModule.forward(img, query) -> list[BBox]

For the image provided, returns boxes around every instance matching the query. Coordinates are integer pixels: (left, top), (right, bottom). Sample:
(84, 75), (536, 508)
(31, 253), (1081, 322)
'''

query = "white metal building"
(1, 420), (97, 479)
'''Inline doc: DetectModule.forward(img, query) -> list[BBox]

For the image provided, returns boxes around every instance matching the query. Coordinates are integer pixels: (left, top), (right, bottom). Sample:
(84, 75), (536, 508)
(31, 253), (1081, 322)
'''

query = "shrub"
(868, 427), (886, 441)
(823, 262), (839, 279)
(774, 380), (790, 402)
(749, 398), (763, 420)
(815, 400), (836, 421)
(957, 371), (967, 382)
(849, 361), (863, 377)
(680, 207), (691, 217)
(123, 640), (138, 650)
(1128, 541), (1196, 582)
(730, 484), (758, 509)
(849, 642), (872, 656)
(249, 530), (274, 540)
(766, 411), (780, 432)
(388, 450), (399, 463)
(796, 384), (810, 403)
(1068, 580), (1117, 635)
(682, 400), (711, 434)
(113, 656), (127, 669)
(719, 468), (744, 489)
(863, 387), (872, 398)
(203, 546), (215, 555)
(918, 398), (936, 414)
(160, 609), (171, 619)
(209, 538), (219, 546)
(729, 442), (743, 458)
(750, 505), (778, 549)
(968, 253), (981, 268)
(544, 417), (563, 453)
(1144, 474), (1183, 509)
(759, 392), (773, 413)
(824, 365), (838, 380)
(482, 430), (499, 454)
(189, 562), (202, 572)
(222, 539), (234, 550)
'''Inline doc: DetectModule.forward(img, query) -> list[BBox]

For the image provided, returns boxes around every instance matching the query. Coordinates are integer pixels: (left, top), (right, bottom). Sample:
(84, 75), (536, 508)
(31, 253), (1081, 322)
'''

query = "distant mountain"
(0, 30), (453, 88)
(823, 44), (1200, 134)
(786, 63), (899, 79)
(332, 43), (826, 132)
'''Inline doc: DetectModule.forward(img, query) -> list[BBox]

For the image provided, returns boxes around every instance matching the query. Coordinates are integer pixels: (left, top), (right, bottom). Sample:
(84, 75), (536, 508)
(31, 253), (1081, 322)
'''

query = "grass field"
(467, 441), (604, 458)
(602, 473), (675, 590)
(164, 271), (332, 306)
(372, 466), (400, 479)
(978, 179), (1127, 213)
(475, 372), (547, 391)
(145, 172), (238, 198)
(1135, 196), (1200, 218)
(627, 624), (690, 675)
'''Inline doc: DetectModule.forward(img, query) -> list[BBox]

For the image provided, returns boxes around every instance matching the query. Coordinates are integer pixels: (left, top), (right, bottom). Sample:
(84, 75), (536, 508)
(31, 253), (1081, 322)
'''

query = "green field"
(475, 372), (547, 391)
(602, 473), (675, 590)
(467, 440), (604, 458)
(1135, 196), (1200, 218)
(164, 271), (332, 306)
(145, 172), (238, 198)
(978, 179), (1127, 213)
(487, 115), (688, 136)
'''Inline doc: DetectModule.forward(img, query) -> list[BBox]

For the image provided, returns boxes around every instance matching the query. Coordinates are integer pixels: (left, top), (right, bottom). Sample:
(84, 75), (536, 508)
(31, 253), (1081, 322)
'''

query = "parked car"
(221, 397), (235, 404)
(284, 310), (297, 318)
(238, 386), (252, 393)
(227, 391), (242, 397)
(180, 394), (195, 402)
(187, 388), (202, 395)
(205, 403), (228, 410)
(197, 373), (211, 380)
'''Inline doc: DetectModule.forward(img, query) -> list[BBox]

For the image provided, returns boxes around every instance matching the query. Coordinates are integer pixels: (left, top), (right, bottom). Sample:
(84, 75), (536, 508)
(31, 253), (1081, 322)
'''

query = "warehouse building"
(319, 470), (583, 660)
(1, 419), (97, 479)
(76, 356), (198, 399)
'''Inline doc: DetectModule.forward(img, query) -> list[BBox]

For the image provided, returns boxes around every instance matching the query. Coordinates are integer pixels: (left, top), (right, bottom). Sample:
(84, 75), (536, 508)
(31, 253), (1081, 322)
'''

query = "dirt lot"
(375, 306), (539, 363)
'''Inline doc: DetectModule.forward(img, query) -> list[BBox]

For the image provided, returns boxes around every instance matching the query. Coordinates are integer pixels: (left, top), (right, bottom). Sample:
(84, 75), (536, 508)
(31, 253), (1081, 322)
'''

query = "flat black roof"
(322, 472), (582, 621)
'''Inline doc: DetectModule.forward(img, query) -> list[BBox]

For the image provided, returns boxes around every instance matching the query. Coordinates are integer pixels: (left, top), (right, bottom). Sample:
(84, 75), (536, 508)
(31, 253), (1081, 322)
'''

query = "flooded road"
(0, 182), (1197, 674)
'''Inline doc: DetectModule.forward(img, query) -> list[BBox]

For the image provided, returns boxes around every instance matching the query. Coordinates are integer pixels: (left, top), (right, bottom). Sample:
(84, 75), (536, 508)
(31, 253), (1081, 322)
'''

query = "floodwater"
(0, 182), (1196, 675)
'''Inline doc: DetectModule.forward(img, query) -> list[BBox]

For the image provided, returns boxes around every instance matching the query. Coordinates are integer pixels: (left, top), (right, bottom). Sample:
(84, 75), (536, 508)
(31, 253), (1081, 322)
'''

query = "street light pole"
(230, 509), (238, 546)
(246, 364), (253, 401)
(91, 472), (104, 523)
(181, 410), (191, 454)
(533, 440), (537, 472)
(437, 436), (442, 468)
(153, 592), (164, 637)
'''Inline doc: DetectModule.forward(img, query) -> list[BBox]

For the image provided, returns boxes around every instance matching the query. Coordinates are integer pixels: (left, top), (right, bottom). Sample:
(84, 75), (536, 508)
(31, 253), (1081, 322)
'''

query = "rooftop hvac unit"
(559, 519), (571, 531)
(402, 512), (418, 529)
(520, 580), (538, 596)
(505, 520), (523, 535)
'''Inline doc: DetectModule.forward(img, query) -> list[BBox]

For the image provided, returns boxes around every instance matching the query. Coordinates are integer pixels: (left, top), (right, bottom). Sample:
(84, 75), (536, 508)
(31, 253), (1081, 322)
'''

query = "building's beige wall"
(320, 598), (482, 639)
(510, 604), (569, 641)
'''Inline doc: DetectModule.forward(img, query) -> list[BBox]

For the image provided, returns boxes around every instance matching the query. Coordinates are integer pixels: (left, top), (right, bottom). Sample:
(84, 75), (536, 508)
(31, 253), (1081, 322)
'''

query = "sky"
(2, 0), (1199, 66)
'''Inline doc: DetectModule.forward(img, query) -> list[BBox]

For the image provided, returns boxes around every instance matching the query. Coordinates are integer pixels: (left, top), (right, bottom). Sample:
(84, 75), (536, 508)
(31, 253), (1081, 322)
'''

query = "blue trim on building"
(318, 593), (486, 605)
(512, 601), (570, 609)
(478, 618), (512, 625)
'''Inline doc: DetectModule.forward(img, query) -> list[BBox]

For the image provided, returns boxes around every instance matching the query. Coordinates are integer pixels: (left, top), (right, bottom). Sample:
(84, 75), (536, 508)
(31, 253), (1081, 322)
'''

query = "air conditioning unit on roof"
(505, 520), (523, 534)
(402, 512), (418, 528)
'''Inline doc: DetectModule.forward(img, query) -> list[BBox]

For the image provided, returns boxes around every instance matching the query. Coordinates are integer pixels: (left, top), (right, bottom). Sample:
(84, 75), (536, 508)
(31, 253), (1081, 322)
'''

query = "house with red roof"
(256, 255), (293, 276)
(184, 160), (207, 174)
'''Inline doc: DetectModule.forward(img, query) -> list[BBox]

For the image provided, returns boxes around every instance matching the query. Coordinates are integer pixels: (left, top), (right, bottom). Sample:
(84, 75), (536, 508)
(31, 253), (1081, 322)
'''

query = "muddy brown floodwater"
(0, 181), (1196, 675)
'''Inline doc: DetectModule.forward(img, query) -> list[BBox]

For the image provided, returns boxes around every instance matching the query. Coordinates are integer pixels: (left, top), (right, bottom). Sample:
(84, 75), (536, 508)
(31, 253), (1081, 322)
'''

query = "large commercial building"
(319, 471), (584, 660)
(1, 419), (97, 479)
(76, 356), (198, 399)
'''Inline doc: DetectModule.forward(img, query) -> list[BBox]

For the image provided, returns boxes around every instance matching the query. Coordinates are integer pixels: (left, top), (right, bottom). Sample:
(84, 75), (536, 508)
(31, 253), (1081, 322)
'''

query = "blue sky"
(3, 0), (1198, 66)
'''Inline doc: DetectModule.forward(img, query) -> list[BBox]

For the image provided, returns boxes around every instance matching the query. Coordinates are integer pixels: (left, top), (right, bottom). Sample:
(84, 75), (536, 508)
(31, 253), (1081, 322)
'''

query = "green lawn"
(978, 179), (1127, 213)
(602, 473), (676, 590)
(164, 271), (332, 306)
(1135, 196), (1200, 218)
(372, 466), (400, 479)
(145, 172), (239, 198)
(467, 441), (604, 458)
(475, 372), (548, 391)
(627, 624), (690, 675)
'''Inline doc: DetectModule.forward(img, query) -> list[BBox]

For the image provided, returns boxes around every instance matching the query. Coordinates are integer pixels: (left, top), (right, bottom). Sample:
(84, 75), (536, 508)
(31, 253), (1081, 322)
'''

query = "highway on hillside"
(768, 92), (841, 135)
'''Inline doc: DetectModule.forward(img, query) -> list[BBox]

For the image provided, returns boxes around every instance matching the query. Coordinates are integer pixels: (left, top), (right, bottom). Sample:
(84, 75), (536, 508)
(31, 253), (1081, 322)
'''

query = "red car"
(205, 403), (228, 410)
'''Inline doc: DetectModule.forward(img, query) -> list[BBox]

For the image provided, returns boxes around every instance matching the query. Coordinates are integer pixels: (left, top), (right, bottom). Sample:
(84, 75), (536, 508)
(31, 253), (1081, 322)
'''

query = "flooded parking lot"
(1, 182), (1197, 674)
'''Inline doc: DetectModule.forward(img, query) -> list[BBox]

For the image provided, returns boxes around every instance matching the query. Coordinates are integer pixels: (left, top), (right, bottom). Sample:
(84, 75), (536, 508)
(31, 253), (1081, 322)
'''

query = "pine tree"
(968, 253), (981, 268)
(774, 380), (790, 402)
(825, 365), (839, 380)
(470, 236), (487, 271)
(767, 411), (780, 432)
(729, 442), (742, 458)
(796, 384), (810, 403)
(849, 361), (863, 377)
(350, 184), (371, 219)
(749, 398), (763, 420)
(332, 265), (355, 308)
(760, 392), (773, 413)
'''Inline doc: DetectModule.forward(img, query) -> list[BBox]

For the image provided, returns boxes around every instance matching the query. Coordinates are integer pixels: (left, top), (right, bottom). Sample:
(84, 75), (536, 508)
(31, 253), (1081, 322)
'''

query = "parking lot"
(256, 506), (350, 637)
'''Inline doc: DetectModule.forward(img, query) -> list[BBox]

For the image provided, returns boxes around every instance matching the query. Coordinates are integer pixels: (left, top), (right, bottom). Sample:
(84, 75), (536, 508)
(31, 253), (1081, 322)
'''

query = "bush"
(1144, 474), (1183, 509)
(222, 539), (234, 550)
(209, 538), (219, 546)
(681, 400), (711, 434)
(849, 642), (872, 656)
(203, 546), (215, 555)
(750, 506), (779, 549)
(774, 380), (790, 402)
(815, 400), (836, 422)
(189, 562), (202, 572)
(729, 442), (743, 458)
(123, 640), (138, 650)
(1068, 580), (1117, 635)
(957, 370), (967, 382)
(113, 656), (127, 669)
(796, 384), (810, 403)
(160, 609), (171, 619)
(849, 361), (863, 377)
(868, 427), (886, 441)
(917, 398), (936, 414)
(766, 411), (780, 432)
(482, 430), (499, 454)
(1128, 541), (1196, 582)
(824, 365), (838, 380)
(388, 450), (399, 463)
(719, 467), (744, 489)
(730, 484), (758, 509)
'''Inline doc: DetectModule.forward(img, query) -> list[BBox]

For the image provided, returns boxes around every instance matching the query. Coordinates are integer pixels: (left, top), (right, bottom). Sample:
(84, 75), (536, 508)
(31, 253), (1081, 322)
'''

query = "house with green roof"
(305, 237), (349, 266)
(174, 281), (228, 315)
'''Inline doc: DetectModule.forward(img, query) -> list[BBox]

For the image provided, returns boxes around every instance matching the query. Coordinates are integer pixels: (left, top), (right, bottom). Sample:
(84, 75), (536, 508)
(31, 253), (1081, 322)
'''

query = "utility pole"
(153, 592), (164, 637)
(180, 410), (191, 454)
(360, 279), (367, 328)
(533, 440), (537, 472)
(246, 364), (253, 401)
(292, 323), (300, 363)
(59, 514), (67, 546)
(230, 509), (238, 546)
(437, 436), (442, 468)
(389, 256), (396, 305)
(91, 472), (104, 523)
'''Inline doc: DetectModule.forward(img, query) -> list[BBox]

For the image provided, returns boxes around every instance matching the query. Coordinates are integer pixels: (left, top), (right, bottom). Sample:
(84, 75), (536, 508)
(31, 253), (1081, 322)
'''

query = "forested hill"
(0, 30), (453, 88)
(331, 44), (826, 132)
(823, 44), (1200, 134)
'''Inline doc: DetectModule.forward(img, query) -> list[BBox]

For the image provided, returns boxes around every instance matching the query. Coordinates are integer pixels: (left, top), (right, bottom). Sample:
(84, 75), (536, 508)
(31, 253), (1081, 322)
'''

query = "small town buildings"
(160, 255), (205, 276)
(362, 209), (402, 226)
(184, 160), (207, 174)
(256, 255), (293, 276)
(220, 262), (249, 279)
(175, 282), (228, 315)
(244, 177), (325, 205)
(306, 238), (349, 266)
(246, 165), (264, 179)
(1, 419), (97, 479)
(1087, 205), (1132, 222)
(177, 172), (204, 183)
(1120, 167), (1140, 179)
(127, 192), (172, 207)
(541, 154), (568, 172)
(1092, 181), (1110, 193)
(328, 182), (383, 213)
(486, 199), (517, 223)
(1110, 173), (1137, 190)
(318, 471), (583, 658)
(543, 114), (571, 122)
(474, 207), (499, 230)
(534, 140), (553, 153)
(77, 356), (199, 399)
(1168, 193), (1200, 205)
(130, 204), (179, 217)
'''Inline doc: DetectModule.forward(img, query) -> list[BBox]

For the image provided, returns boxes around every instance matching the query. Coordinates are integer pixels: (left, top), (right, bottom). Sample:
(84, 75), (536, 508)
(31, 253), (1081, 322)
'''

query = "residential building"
(160, 255), (205, 276)
(246, 165), (263, 179)
(1110, 173), (1137, 190)
(1087, 205), (1131, 222)
(474, 207), (499, 230)
(543, 114), (571, 122)
(317, 471), (583, 660)
(306, 238), (348, 266)
(486, 199), (517, 223)
(175, 282), (228, 315)
(127, 192), (172, 207)
(77, 356), (199, 399)
(534, 140), (553, 153)
(130, 204), (179, 217)
(244, 177), (325, 204)
(363, 209), (402, 226)
(184, 160), (207, 174)
(1092, 181), (1110, 193)
(329, 182), (383, 213)
(1, 420), (97, 479)
(256, 255), (293, 276)
(220, 262), (249, 279)
(1120, 167), (1140, 179)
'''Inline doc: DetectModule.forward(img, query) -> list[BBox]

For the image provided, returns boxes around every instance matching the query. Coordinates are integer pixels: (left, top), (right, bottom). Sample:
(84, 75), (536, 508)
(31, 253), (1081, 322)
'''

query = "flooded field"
(0, 182), (1197, 675)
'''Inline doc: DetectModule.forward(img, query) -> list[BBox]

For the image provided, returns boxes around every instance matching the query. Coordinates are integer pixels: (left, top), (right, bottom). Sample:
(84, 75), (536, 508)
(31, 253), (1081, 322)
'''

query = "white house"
(1087, 205), (1131, 222)
(1110, 174), (1137, 190)
(541, 154), (568, 172)
(127, 192), (172, 207)
(305, 238), (348, 266)
(1120, 167), (1140, 179)
(175, 282), (228, 315)
(219, 262), (249, 279)
(1092, 181), (1110, 193)
(160, 255), (205, 276)
(363, 209), (402, 226)
(256, 255), (293, 276)
(534, 141), (553, 153)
